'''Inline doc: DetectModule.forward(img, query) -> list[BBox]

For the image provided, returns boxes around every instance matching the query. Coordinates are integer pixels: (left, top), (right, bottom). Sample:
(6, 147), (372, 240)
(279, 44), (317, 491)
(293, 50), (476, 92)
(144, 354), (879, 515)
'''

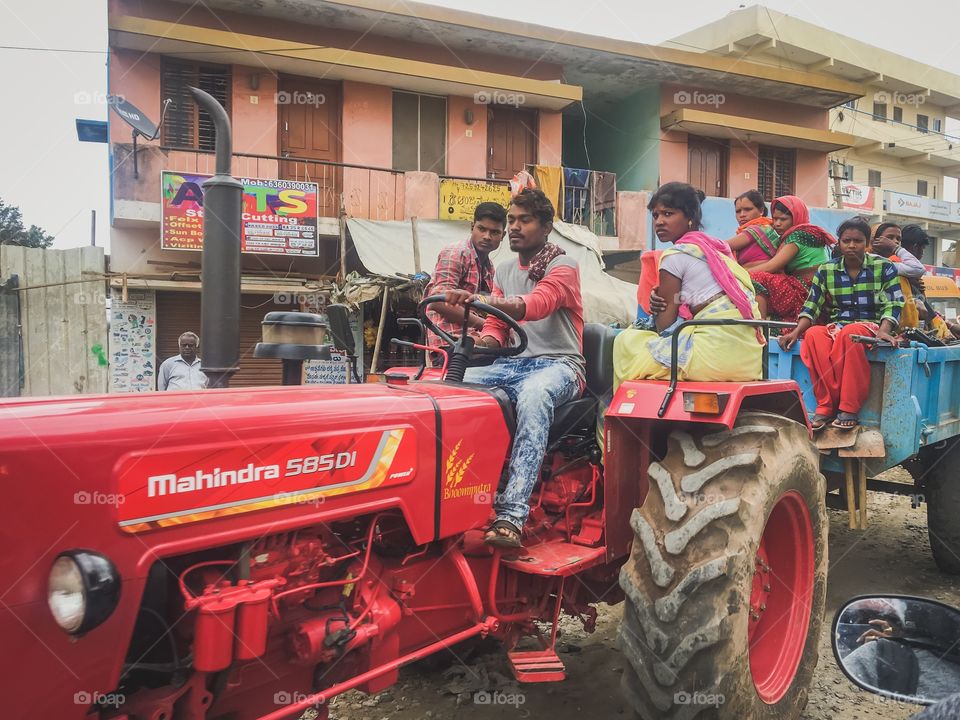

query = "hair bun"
(695, 189), (706, 203)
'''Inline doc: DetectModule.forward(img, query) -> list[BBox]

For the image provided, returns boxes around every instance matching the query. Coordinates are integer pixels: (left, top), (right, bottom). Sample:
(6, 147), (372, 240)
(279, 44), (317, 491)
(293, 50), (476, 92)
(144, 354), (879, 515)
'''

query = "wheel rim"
(748, 490), (815, 704)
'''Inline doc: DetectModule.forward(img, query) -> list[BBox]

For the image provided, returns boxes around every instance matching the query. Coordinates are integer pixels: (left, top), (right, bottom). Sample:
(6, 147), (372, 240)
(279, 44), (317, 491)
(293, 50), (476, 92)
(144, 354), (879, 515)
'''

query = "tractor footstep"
(508, 649), (566, 683)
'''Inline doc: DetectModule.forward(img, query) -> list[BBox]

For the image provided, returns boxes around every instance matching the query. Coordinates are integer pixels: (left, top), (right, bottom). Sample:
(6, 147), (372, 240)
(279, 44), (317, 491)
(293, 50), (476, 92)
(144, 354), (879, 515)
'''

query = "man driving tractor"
(444, 188), (585, 548)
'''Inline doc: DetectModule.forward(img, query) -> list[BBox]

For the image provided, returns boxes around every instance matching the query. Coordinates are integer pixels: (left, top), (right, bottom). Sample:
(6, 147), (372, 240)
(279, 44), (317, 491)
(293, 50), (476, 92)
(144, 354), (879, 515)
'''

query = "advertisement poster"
(841, 182), (876, 211)
(438, 179), (510, 221)
(161, 172), (320, 256)
(110, 289), (156, 393)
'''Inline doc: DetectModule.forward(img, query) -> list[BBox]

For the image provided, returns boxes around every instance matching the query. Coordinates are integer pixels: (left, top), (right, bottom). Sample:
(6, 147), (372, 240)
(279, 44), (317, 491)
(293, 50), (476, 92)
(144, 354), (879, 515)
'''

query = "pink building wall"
(657, 85), (832, 207)
(795, 150), (829, 207)
(659, 130), (689, 186)
(447, 95), (488, 178)
(109, 49), (162, 145)
(538, 112), (563, 167)
(341, 82), (393, 168)
(231, 66), (279, 157)
(727, 142), (761, 199)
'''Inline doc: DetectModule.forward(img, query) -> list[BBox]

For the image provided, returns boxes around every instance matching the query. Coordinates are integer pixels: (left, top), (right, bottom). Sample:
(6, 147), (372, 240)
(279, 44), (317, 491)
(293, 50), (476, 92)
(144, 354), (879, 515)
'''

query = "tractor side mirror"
(325, 304), (356, 355)
(832, 595), (960, 706)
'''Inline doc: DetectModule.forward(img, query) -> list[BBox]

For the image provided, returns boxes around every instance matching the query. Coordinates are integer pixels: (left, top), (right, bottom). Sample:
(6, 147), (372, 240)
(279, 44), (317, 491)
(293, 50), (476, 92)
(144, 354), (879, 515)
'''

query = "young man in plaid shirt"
(779, 217), (903, 430)
(423, 202), (506, 345)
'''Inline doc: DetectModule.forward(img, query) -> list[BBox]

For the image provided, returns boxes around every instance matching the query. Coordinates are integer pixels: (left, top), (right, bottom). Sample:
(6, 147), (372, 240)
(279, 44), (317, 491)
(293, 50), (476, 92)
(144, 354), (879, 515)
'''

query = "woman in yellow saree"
(614, 182), (764, 388)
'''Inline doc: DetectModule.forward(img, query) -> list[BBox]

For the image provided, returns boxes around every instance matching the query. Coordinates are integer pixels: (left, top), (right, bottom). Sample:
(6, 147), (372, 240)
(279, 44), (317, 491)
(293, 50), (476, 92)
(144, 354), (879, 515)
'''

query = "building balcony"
(110, 145), (619, 238)
(839, 110), (960, 171)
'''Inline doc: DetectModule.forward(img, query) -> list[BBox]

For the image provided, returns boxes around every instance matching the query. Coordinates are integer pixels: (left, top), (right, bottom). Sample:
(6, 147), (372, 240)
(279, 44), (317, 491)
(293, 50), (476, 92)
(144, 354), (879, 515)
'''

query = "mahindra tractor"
(0, 303), (827, 720)
(0, 89), (828, 720)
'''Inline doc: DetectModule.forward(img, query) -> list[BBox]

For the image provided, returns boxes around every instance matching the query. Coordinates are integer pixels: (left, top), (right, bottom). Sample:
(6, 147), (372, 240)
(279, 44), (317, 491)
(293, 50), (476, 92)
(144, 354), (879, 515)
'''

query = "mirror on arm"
(832, 595), (960, 706)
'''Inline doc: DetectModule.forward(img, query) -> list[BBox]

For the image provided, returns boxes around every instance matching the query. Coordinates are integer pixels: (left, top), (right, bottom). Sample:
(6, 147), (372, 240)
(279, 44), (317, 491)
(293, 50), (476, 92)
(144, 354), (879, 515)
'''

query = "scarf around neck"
(737, 216), (774, 234)
(526, 241), (566, 281)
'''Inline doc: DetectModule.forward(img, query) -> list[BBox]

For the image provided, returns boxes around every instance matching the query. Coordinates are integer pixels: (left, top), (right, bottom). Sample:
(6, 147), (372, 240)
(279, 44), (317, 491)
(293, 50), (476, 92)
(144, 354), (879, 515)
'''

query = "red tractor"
(1, 295), (826, 720)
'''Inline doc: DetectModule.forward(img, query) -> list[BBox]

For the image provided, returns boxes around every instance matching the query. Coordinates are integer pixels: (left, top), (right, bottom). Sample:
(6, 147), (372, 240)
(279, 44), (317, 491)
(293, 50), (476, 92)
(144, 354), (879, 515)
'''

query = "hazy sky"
(1, 0), (959, 250)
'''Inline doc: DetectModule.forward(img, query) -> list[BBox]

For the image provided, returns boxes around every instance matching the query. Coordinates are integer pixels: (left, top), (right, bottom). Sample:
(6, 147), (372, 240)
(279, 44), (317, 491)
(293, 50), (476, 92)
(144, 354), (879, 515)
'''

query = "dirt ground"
(327, 471), (960, 720)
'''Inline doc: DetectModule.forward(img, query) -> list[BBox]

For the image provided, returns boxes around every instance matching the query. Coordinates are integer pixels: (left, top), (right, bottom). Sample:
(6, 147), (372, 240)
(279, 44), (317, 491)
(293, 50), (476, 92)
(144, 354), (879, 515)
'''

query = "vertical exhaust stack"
(188, 86), (242, 388)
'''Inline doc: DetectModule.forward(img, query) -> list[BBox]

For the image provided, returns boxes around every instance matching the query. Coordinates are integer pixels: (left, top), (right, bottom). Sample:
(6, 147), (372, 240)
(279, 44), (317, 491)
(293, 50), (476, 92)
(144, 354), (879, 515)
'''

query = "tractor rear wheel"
(923, 436), (960, 575)
(618, 412), (827, 719)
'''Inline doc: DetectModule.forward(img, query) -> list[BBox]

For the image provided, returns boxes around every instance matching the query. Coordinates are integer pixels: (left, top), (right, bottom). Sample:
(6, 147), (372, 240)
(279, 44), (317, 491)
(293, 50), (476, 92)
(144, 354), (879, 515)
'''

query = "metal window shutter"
(156, 291), (283, 388)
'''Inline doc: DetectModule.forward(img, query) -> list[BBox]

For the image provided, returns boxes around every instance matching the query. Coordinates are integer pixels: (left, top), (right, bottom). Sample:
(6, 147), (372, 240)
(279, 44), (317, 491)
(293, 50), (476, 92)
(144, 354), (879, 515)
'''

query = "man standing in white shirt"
(157, 332), (207, 391)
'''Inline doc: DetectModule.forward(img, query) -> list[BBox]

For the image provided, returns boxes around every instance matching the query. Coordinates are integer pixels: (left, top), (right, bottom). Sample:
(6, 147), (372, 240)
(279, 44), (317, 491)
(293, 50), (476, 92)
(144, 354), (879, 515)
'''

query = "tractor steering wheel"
(418, 294), (528, 359)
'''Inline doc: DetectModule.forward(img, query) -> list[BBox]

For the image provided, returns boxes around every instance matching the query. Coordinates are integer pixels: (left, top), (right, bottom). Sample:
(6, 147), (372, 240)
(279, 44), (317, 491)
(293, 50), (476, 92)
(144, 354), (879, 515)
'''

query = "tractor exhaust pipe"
(188, 86), (242, 388)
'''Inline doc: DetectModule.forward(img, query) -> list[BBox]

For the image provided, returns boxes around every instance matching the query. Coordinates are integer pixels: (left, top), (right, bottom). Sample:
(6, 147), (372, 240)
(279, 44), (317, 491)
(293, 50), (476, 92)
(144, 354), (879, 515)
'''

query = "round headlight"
(48, 556), (86, 632)
(47, 551), (120, 635)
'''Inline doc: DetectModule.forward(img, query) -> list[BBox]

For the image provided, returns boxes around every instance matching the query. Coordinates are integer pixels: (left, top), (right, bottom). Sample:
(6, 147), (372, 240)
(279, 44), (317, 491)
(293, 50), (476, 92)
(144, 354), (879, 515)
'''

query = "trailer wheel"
(618, 412), (827, 719)
(923, 437), (960, 575)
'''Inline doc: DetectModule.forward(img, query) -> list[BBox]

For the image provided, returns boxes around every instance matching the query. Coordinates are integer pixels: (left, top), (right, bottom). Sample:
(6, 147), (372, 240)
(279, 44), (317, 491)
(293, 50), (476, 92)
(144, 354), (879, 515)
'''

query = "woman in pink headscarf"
(613, 183), (764, 387)
(749, 195), (835, 322)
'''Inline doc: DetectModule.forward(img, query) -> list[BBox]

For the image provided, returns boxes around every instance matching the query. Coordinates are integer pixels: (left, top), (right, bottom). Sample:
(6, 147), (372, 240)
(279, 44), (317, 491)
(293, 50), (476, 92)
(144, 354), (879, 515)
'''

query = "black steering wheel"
(417, 294), (528, 359)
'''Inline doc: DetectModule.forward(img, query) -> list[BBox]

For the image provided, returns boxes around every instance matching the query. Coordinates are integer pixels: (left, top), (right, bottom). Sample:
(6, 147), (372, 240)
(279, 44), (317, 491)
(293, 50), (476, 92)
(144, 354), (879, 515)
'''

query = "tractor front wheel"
(618, 412), (827, 719)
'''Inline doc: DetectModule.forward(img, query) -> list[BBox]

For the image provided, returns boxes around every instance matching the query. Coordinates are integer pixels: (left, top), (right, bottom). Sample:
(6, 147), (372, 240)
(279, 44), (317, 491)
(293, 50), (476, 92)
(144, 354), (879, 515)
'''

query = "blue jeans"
(464, 357), (581, 529)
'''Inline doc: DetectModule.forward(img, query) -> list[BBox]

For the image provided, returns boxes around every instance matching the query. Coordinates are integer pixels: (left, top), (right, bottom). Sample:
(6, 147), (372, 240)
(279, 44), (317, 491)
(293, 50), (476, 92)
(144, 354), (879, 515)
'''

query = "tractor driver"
(444, 188), (585, 548)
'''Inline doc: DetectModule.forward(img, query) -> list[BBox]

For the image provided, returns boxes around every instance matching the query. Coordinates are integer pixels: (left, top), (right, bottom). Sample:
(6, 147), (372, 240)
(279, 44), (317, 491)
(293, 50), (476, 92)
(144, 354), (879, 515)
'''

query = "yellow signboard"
(922, 274), (960, 299)
(438, 179), (510, 221)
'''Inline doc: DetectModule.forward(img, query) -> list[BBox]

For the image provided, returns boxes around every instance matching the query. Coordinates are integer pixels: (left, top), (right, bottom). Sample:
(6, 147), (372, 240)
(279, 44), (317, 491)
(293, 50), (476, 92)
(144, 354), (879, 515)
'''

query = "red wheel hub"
(748, 491), (815, 704)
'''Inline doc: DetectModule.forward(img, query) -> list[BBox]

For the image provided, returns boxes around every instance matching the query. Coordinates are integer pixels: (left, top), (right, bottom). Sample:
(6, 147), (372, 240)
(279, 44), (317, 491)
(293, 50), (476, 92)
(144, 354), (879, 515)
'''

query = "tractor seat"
(547, 323), (617, 443)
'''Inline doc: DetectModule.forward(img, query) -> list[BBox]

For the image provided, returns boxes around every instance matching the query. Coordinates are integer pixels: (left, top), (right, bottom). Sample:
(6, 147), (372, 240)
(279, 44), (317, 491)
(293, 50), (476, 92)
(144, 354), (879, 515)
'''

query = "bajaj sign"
(884, 191), (960, 223)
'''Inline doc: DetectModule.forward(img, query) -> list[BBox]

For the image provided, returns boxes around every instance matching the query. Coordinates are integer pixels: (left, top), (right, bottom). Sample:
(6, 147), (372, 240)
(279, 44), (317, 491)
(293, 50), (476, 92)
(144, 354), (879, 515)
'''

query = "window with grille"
(893, 106), (903, 123)
(868, 169), (881, 187)
(161, 59), (231, 151)
(873, 102), (887, 122)
(917, 114), (929, 133)
(918, 180), (928, 196)
(392, 91), (446, 173)
(757, 146), (795, 201)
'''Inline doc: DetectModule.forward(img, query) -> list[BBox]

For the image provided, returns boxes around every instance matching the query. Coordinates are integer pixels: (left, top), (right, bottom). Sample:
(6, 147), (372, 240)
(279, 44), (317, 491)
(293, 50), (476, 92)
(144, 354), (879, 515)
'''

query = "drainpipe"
(188, 86), (242, 389)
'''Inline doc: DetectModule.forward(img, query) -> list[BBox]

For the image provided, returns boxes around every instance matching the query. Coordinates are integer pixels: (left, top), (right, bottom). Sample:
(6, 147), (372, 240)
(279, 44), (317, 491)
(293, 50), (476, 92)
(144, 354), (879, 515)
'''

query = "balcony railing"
(113, 144), (620, 234)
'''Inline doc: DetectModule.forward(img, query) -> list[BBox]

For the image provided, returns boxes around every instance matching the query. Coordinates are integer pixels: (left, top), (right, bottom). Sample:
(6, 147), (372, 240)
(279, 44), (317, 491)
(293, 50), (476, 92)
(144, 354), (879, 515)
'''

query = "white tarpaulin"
(346, 218), (636, 326)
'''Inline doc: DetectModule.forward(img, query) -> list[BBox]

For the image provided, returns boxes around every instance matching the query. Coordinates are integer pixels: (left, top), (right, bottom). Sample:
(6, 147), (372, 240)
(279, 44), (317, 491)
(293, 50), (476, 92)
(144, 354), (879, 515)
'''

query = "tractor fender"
(607, 379), (810, 433)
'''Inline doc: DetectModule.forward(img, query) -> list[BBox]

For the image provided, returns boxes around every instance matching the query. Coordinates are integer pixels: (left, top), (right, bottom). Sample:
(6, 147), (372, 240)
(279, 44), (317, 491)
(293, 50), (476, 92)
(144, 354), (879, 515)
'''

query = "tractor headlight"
(48, 551), (120, 635)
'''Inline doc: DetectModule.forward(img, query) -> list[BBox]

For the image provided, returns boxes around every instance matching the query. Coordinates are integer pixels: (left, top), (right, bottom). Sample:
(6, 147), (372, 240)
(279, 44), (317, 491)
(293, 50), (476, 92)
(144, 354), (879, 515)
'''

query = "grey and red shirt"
(481, 255), (585, 383)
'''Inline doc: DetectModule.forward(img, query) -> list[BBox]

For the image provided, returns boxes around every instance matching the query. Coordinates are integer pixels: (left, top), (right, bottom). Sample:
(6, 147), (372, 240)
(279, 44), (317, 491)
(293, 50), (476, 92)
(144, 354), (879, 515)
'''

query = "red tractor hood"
(0, 382), (511, 718)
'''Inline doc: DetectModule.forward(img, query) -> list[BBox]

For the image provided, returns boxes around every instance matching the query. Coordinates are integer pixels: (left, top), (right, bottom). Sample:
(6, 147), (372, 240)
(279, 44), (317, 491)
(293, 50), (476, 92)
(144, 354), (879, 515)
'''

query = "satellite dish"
(107, 95), (172, 178)
(108, 95), (163, 140)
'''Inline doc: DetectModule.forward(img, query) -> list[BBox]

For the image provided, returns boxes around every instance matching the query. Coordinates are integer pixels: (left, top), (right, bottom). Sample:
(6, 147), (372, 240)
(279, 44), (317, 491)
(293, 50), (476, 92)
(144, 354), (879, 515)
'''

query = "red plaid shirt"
(423, 239), (494, 341)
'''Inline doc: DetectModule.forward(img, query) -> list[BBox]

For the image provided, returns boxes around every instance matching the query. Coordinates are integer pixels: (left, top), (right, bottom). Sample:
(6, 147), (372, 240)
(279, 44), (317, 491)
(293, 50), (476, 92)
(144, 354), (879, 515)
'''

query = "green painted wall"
(561, 85), (661, 192)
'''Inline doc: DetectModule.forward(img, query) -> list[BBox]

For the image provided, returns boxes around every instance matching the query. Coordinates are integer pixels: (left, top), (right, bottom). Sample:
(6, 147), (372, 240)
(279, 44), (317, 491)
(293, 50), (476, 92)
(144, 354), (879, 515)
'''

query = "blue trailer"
(768, 340), (960, 572)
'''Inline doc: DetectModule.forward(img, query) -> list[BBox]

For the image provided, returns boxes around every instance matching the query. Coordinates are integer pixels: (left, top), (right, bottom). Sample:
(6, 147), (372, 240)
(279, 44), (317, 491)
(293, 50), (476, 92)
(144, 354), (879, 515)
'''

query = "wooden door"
(279, 78), (341, 218)
(487, 106), (537, 180)
(687, 136), (727, 197)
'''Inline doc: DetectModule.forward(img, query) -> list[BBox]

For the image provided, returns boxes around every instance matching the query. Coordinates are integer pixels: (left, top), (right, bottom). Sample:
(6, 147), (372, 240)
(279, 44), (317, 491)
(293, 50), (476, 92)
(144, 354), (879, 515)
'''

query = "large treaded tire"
(923, 436), (960, 575)
(618, 412), (827, 719)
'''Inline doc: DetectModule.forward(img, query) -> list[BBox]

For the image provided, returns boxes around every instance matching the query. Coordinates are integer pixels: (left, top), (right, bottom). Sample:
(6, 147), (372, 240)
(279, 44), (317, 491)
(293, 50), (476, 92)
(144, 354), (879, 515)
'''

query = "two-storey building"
(106, 0), (863, 387)
(665, 5), (960, 266)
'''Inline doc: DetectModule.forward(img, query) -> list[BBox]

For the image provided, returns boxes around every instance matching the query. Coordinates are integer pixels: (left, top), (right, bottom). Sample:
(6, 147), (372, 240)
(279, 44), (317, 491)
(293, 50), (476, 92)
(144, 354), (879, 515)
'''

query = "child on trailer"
(778, 217), (904, 431)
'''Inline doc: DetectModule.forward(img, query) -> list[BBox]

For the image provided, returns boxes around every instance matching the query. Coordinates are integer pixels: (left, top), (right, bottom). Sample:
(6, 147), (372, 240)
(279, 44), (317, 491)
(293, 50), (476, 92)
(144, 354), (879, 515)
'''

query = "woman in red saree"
(727, 190), (780, 267)
(749, 195), (834, 322)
